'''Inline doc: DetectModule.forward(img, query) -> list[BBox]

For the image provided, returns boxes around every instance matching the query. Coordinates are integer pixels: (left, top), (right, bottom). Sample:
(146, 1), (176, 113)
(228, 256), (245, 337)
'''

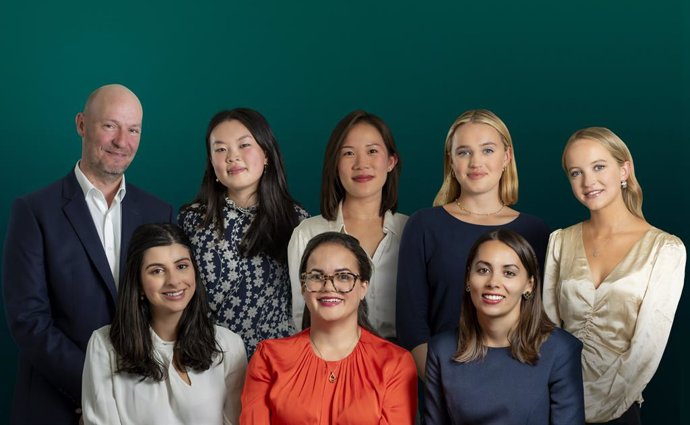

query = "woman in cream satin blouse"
(543, 127), (686, 424)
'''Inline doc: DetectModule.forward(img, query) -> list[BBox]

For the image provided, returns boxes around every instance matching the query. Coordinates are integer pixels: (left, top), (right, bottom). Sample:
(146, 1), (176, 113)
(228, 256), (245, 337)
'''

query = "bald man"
(3, 84), (174, 424)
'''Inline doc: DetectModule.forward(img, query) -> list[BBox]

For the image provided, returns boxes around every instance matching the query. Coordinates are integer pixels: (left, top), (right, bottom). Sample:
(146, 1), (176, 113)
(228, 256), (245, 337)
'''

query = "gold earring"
(465, 285), (470, 292)
(522, 292), (533, 300)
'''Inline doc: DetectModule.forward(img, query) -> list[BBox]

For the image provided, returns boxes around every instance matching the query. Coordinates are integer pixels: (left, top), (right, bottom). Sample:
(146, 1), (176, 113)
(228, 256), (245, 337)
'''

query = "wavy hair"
(562, 127), (644, 219)
(110, 223), (221, 381)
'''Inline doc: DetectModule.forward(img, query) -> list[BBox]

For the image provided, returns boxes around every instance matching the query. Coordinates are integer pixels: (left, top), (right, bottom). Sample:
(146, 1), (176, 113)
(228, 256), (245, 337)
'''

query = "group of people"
(2, 83), (685, 425)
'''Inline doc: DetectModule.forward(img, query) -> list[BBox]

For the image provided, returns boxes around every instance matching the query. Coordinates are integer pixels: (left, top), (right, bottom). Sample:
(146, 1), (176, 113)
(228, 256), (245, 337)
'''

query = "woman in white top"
(82, 223), (247, 425)
(543, 127), (686, 424)
(288, 110), (406, 339)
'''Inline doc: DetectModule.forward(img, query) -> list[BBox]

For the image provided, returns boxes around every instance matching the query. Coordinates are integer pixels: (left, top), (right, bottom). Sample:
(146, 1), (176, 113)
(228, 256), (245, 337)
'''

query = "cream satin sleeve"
(82, 328), (121, 425)
(287, 226), (309, 331)
(587, 236), (686, 422)
(542, 229), (563, 327)
(221, 329), (248, 425)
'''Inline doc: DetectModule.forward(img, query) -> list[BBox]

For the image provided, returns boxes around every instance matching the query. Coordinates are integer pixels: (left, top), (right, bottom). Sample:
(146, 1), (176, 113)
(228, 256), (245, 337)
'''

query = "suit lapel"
(62, 172), (118, 301)
(119, 189), (142, 282)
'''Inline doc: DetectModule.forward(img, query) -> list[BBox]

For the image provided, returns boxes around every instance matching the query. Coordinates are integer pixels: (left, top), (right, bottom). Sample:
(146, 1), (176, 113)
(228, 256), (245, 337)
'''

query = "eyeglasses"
(300, 271), (361, 293)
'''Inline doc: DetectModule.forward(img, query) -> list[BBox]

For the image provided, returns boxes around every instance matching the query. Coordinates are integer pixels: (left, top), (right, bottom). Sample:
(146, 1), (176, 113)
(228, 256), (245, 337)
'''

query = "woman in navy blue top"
(425, 229), (584, 425)
(396, 109), (550, 378)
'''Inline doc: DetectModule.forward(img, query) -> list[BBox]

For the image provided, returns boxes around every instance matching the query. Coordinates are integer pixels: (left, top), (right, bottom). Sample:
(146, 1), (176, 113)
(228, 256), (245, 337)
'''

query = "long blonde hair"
(433, 109), (518, 206)
(562, 127), (644, 219)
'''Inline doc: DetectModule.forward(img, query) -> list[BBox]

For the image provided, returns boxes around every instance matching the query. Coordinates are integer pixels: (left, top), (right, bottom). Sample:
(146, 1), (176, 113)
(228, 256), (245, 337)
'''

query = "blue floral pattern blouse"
(179, 198), (308, 357)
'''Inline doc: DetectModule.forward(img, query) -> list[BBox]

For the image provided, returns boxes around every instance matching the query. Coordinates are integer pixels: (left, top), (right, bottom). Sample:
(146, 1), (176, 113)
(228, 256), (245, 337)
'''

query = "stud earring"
(465, 285), (470, 292)
(522, 292), (533, 300)
(215, 177), (219, 183)
(621, 180), (628, 189)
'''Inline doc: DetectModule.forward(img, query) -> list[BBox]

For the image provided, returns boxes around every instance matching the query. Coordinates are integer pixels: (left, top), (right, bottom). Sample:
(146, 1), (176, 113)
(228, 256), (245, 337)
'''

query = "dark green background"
(1, 1), (688, 422)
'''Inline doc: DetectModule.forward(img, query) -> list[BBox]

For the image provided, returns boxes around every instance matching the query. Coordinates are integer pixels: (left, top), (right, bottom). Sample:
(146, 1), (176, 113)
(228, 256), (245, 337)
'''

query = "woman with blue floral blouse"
(179, 108), (308, 357)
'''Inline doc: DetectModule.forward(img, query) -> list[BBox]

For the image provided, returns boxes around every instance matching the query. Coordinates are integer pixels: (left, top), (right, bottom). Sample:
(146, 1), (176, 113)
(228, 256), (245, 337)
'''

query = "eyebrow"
(212, 134), (253, 144)
(455, 142), (497, 149)
(341, 142), (383, 149)
(474, 260), (519, 269)
(567, 158), (608, 171)
(306, 267), (355, 273)
(144, 257), (191, 268)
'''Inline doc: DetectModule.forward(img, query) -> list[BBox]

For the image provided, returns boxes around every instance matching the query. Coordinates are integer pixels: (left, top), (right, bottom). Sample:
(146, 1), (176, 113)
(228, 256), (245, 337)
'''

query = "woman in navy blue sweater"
(425, 229), (584, 425)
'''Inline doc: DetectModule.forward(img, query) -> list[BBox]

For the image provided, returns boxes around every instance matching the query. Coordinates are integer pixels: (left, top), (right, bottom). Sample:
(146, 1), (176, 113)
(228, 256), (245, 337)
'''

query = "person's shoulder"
(293, 214), (332, 234)
(88, 325), (113, 349)
(513, 212), (549, 230)
(18, 172), (71, 205)
(361, 329), (407, 355)
(386, 210), (409, 234)
(406, 206), (448, 228)
(543, 328), (582, 356)
(124, 181), (171, 208)
(648, 227), (685, 251)
(255, 330), (309, 356)
(428, 328), (459, 353)
(214, 325), (245, 348)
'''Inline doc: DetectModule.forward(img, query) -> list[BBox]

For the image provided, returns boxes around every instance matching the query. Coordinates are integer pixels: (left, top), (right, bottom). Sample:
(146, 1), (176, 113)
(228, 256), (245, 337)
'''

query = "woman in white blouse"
(82, 223), (247, 425)
(543, 127), (686, 424)
(288, 110), (406, 339)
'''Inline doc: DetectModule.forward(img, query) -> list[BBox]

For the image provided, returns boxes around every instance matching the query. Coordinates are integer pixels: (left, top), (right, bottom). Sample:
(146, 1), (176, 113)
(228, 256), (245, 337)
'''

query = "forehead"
(210, 119), (254, 142)
(306, 243), (359, 271)
(142, 243), (191, 264)
(564, 138), (612, 166)
(342, 122), (385, 147)
(474, 240), (522, 266)
(452, 122), (503, 148)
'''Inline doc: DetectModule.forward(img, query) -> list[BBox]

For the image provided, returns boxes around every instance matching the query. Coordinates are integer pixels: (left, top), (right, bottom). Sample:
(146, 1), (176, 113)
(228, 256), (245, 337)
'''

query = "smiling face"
(450, 122), (511, 198)
(76, 85), (143, 184)
(337, 122), (397, 203)
(564, 138), (630, 213)
(302, 243), (368, 326)
(467, 240), (534, 327)
(140, 243), (196, 323)
(210, 119), (267, 205)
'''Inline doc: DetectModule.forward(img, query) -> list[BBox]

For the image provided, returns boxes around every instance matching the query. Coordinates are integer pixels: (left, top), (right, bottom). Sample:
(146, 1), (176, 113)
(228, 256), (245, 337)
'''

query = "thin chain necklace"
(310, 329), (360, 384)
(456, 198), (505, 216)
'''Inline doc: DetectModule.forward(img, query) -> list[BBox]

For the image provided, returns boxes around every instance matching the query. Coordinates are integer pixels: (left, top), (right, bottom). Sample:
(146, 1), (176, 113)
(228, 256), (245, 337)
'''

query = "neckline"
(439, 205), (522, 227)
(577, 222), (655, 288)
(307, 328), (363, 363)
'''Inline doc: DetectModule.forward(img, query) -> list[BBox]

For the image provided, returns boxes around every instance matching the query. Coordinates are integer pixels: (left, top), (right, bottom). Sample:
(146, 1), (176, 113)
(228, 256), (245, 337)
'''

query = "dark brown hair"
(455, 229), (554, 365)
(298, 232), (375, 333)
(320, 110), (400, 220)
(110, 223), (221, 381)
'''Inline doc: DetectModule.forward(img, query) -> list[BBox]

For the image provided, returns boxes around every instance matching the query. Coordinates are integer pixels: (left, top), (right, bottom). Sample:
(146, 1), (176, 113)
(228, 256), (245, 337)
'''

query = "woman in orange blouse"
(240, 231), (417, 424)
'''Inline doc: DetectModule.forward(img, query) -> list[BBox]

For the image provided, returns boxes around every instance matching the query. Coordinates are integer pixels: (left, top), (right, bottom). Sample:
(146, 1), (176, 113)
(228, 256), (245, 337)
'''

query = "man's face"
(76, 88), (143, 181)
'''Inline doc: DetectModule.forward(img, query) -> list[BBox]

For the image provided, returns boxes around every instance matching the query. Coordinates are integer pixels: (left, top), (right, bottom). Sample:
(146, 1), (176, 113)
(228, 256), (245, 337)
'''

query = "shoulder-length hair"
(180, 108), (301, 261)
(298, 232), (376, 333)
(563, 127), (644, 219)
(320, 110), (401, 220)
(454, 229), (554, 365)
(110, 223), (222, 381)
(433, 109), (518, 206)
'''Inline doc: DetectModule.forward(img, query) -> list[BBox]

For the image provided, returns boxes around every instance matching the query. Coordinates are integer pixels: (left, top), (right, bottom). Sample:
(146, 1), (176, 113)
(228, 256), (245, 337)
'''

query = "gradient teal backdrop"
(1, 1), (688, 422)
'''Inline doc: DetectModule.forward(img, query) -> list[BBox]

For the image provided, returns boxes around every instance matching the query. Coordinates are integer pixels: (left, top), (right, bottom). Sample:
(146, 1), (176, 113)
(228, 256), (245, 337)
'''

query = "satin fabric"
(543, 223), (686, 422)
(240, 328), (417, 424)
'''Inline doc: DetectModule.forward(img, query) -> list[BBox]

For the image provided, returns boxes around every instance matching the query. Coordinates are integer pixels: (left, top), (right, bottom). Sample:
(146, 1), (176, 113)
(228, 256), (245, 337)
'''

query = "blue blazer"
(2, 171), (174, 425)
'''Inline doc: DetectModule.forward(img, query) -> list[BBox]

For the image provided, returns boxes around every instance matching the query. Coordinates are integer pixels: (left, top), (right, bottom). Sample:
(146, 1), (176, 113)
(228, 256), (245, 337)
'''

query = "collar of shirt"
(74, 161), (127, 208)
(335, 201), (404, 237)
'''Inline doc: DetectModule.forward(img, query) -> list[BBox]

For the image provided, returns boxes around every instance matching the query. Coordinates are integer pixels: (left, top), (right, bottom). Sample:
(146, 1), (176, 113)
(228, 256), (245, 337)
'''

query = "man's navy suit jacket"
(2, 170), (174, 424)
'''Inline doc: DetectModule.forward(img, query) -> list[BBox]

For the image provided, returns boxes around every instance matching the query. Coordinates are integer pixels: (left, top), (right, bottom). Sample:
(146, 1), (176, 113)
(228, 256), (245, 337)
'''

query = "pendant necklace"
(310, 330), (360, 384)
